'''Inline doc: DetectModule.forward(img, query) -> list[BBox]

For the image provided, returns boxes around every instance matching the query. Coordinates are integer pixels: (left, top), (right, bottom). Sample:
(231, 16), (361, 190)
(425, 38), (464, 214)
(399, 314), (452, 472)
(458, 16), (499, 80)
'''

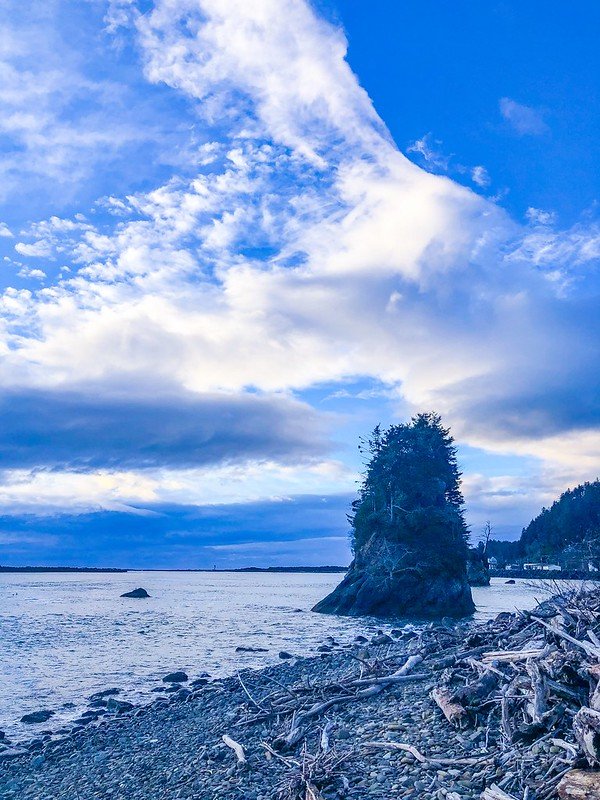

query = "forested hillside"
(488, 480), (600, 568)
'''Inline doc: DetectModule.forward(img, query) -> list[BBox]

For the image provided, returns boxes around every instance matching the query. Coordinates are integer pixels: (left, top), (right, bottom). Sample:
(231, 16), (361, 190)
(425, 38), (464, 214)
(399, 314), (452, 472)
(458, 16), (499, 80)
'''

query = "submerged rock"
(21, 710), (54, 724)
(106, 698), (134, 713)
(88, 688), (120, 702)
(120, 587), (150, 598)
(278, 651), (294, 660)
(506, 579), (516, 584)
(162, 671), (188, 683)
(235, 646), (268, 652)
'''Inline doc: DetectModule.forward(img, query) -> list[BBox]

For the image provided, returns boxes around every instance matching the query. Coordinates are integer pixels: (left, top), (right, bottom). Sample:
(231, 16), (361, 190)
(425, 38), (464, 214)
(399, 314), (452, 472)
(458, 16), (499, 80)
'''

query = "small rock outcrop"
(467, 548), (490, 586)
(106, 698), (134, 713)
(120, 587), (150, 598)
(21, 710), (54, 724)
(162, 671), (188, 683)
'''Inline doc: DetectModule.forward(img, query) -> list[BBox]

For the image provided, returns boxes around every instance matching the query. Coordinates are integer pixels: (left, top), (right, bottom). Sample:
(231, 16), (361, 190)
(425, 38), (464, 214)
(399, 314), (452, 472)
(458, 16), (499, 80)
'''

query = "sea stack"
(313, 414), (475, 619)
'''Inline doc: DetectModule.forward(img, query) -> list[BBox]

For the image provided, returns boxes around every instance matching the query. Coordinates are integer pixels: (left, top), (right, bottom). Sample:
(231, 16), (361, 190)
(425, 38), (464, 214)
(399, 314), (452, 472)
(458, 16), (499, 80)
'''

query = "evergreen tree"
(349, 413), (469, 578)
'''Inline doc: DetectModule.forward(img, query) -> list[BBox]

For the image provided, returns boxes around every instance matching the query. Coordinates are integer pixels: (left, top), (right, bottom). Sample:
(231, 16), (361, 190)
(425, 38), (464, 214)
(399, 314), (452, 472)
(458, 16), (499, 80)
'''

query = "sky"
(0, 0), (598, 568)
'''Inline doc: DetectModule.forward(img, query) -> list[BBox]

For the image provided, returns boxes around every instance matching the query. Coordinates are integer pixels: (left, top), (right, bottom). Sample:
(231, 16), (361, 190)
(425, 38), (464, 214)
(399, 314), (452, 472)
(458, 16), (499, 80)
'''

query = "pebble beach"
(3, 589), (595, 800)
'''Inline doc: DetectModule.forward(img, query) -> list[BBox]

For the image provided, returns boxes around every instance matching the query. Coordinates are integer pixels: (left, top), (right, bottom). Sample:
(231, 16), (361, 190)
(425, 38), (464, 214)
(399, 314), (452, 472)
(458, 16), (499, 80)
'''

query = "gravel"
(0, 624), (559, 800)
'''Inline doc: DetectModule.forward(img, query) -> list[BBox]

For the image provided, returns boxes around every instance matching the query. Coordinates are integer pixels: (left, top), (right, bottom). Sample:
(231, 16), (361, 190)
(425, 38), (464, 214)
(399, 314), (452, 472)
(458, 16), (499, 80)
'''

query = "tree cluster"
(521, 480), (600, 566)
(487, 480), (600, 568)
(349, 413), (470, 578)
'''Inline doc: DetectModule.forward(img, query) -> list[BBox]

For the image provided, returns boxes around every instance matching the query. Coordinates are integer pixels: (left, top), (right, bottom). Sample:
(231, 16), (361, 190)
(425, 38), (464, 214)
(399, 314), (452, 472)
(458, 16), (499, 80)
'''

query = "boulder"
(21, 710), (54, 724)
(162, 671), (188, 683)
(120, 587), (150, 598)
(88, 688), (120, 702)
(278, 651), (294, 660)
(106, 698), (134, 713)
(505, 579), (516, 584)
(371, 632), (393, 645)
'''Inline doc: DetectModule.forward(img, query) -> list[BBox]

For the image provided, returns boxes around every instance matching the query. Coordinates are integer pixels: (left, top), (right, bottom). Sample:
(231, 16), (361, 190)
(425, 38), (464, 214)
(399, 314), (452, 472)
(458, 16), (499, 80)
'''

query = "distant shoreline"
(0, 565), (348, 574)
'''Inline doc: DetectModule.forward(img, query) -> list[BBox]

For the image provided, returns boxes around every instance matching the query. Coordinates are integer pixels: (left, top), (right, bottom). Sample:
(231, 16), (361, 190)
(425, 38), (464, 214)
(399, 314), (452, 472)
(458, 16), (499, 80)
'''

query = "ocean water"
(0, 572), (569, 740)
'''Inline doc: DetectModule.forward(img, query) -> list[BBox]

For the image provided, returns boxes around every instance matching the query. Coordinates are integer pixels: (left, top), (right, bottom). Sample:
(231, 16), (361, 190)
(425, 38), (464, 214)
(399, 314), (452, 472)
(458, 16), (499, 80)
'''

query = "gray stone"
(21, 710), (54, 724)
(120, 587), (150, 598)
(162, 671), (188, 683)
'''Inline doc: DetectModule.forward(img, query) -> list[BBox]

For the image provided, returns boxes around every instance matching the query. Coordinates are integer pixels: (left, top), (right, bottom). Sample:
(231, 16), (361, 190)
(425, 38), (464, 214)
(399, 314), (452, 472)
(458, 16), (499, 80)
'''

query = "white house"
(523, 563), (561, 572)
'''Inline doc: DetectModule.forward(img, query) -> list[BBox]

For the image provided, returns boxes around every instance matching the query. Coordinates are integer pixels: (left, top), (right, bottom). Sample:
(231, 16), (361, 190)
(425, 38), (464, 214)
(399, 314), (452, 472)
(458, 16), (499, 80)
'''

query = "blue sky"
(0, 0), (598, 567)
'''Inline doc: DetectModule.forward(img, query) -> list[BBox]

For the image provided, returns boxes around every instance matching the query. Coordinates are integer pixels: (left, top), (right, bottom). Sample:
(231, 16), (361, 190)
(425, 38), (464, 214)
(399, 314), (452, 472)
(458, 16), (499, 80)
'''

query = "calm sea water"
(0, 572), (568, 740)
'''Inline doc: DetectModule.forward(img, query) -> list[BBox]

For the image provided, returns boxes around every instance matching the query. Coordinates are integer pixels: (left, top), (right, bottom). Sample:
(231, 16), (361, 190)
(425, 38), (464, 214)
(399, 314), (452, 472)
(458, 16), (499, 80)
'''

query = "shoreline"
(2, 589), (599, 799)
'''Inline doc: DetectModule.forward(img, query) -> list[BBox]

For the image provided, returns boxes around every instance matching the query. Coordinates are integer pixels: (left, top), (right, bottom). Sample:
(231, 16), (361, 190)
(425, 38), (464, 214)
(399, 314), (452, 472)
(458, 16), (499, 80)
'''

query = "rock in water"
(120, 587), (150, 598)
(162, 671), (188, 683)
(21, 710), (54, 724)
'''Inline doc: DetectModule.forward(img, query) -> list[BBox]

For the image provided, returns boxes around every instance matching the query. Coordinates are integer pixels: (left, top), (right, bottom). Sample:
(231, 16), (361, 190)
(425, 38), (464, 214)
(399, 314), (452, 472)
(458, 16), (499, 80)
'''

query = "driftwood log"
(557, 769), (600, 799)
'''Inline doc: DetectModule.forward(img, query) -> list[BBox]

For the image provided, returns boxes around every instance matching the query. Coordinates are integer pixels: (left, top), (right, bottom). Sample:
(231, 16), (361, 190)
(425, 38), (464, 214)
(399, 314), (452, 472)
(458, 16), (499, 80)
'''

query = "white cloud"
(471, 165), (490, 188)
(17, 266), (46, 280)
(499, 97), (549, 135)
(15, 240), (54, 258)
(0, 222), (13, 237)
(526, 207), (557, 226)
(0, 0), (595, 516)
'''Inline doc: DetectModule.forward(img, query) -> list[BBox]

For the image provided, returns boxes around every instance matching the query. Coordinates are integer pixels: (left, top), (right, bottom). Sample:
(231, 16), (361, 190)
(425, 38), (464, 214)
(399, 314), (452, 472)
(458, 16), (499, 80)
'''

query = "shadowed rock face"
(313, 533), (474, 619)
(312, 562), (474, 619)
(467, 551), (491, 587)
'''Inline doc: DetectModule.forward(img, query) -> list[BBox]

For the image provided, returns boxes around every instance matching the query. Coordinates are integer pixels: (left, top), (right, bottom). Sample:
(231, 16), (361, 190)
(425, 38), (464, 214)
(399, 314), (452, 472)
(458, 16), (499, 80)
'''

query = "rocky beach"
(2, 588), (600, 800)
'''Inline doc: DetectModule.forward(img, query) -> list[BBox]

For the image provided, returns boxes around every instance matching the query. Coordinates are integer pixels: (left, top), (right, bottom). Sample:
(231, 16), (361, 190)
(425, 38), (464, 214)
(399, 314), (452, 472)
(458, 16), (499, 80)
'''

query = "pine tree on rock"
(313, 413), (475, 618)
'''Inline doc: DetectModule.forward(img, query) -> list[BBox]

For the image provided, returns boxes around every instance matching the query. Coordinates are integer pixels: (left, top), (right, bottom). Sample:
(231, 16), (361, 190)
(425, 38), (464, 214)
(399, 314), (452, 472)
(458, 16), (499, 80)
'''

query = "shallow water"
(0, 572), (573, 740)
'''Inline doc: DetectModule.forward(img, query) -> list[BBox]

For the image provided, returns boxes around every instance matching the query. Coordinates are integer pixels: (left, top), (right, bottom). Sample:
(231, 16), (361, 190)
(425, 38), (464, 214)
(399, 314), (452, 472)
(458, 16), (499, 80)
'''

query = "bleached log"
(320, 720), (333, 753)
(222, 734), (246, 763)
(482, 649), (545, 663)
(574, 707), (600, 765)
(431, 687), (468, 728)
(557, 769), (600, 799)
(531, 616), (600, 658)
(480, 784), (518, 800)
(526, 659), (548, 723)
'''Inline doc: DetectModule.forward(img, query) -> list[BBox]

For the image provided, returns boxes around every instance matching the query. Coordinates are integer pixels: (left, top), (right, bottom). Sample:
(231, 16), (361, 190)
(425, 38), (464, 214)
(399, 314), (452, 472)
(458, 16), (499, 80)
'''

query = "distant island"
(0, 566), (128, 573)
(0, 565), (347, 574)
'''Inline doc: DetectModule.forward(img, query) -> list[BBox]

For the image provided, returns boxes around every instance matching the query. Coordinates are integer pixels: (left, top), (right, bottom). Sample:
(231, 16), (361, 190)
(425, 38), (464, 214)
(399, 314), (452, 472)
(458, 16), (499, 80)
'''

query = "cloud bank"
(0, 0), (597, 551)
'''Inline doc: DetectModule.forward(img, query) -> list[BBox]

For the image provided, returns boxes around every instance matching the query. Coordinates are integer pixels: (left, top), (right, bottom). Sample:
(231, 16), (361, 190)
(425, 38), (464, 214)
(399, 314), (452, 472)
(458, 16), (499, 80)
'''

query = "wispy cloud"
(0, 0), (596, 526)
(499, 97), (549, 135)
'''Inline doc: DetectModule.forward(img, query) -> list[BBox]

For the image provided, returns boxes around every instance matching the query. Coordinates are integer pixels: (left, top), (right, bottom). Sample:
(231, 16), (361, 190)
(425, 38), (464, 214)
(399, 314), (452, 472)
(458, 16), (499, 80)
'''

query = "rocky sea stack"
(313, 414), (475, 619)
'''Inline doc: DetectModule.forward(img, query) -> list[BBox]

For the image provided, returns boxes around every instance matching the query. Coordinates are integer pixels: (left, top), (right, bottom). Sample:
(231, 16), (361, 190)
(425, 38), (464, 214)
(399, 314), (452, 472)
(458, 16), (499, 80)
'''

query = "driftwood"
(431, 686), (468, 728)
(222, 734), (246, 763)
(557, 769), (600, 799)
(219, 588), (600, 800)
(573, 707), (600, 764)
(481, 785), (518, 800)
